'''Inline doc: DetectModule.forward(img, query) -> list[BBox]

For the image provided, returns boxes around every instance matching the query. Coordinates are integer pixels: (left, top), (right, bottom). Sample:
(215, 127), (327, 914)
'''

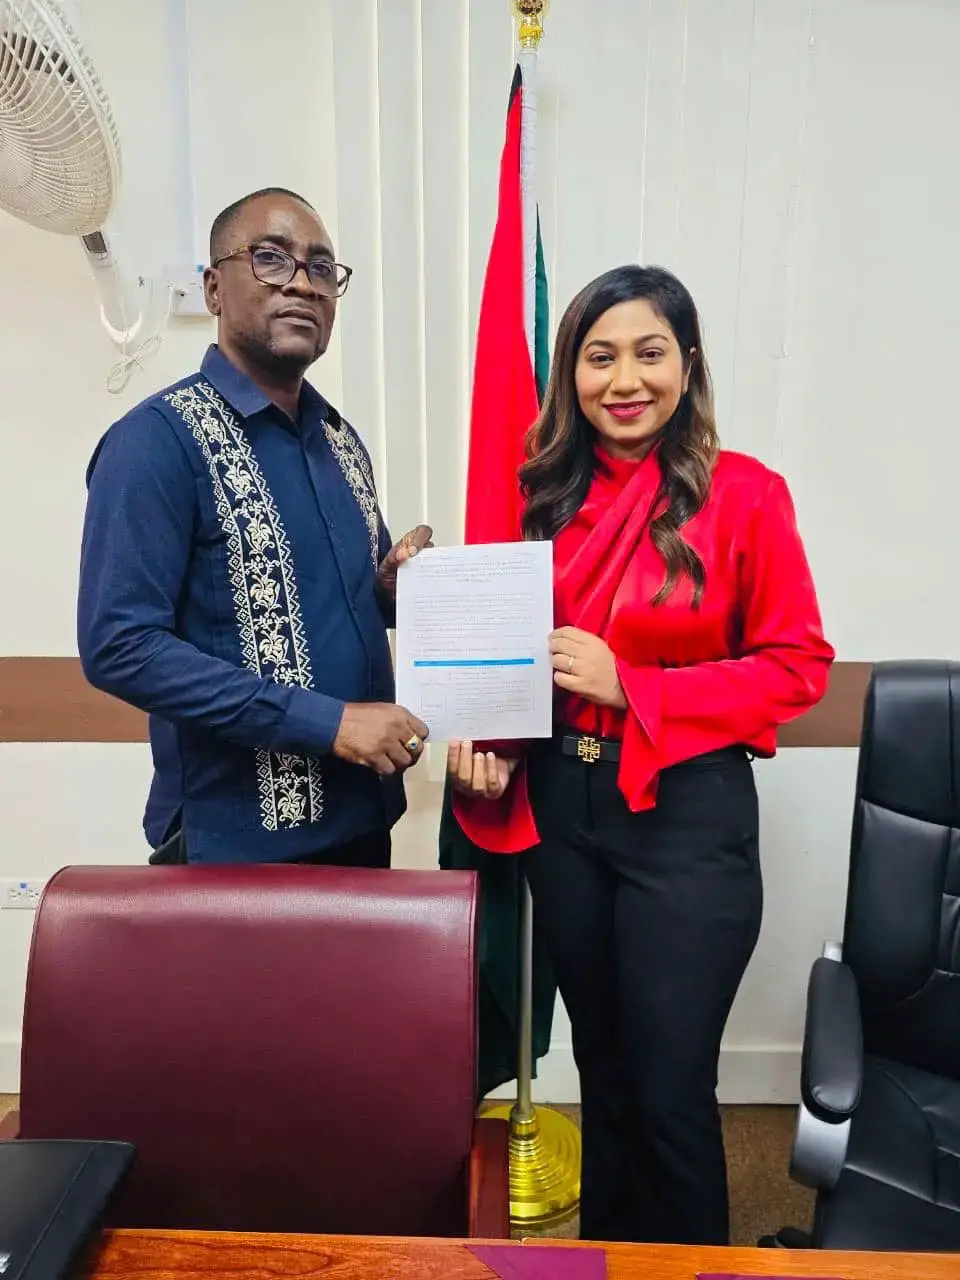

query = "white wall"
(1, 0), (958, 1099)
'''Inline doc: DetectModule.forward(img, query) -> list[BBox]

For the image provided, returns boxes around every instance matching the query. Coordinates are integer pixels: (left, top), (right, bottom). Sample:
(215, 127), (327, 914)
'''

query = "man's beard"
(236, 325), (322, 380)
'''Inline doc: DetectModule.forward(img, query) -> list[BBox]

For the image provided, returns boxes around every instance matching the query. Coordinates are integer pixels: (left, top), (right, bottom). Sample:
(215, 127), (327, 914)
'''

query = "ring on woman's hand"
(567, 655), (575, 674)
(405, 735), (421, 754)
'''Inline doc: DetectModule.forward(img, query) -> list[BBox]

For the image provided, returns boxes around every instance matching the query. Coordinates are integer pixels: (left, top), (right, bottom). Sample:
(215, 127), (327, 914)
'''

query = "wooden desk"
(86, 1228), (960, 1279)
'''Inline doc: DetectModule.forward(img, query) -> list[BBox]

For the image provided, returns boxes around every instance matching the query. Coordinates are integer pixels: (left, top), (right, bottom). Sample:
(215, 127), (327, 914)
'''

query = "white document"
(395, 541), (554, 743)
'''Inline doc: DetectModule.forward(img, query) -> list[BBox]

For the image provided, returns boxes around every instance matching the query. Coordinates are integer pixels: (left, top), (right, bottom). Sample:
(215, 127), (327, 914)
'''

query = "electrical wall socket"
(170, 264), (209, 318)
(0, 878), (45, 910)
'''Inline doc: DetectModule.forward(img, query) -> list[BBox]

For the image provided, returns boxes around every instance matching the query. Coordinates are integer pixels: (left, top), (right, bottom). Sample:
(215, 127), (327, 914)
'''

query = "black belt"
(558, 732), (621, 764)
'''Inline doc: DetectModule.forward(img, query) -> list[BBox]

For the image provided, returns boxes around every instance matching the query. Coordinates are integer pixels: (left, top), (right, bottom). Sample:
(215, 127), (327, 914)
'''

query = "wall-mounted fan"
(0, 0), (143, 342)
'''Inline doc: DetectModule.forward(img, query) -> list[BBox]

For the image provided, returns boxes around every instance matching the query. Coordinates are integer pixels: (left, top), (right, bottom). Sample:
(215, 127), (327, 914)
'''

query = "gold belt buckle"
(576, 735), (601, 764)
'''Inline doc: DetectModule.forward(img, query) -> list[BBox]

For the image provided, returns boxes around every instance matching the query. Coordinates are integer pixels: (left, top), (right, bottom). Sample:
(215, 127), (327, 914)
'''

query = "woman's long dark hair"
(519, 264), (719, 607)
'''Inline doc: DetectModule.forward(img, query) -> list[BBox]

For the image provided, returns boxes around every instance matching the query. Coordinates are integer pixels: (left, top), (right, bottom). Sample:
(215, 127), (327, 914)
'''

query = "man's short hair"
(209, 187), (316, 263)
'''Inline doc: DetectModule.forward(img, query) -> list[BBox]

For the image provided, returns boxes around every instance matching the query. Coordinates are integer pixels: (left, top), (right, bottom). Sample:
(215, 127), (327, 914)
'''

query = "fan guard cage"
(0, 0), (120, 235)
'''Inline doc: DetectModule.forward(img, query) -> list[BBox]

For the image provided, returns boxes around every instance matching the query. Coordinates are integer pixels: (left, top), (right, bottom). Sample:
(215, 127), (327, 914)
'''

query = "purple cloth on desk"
(469, 1243), (607, 1278)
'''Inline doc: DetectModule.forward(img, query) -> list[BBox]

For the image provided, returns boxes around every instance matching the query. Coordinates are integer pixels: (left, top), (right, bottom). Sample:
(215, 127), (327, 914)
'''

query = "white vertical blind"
(419, 0), (469, 541)
(330, 0), (518, 548)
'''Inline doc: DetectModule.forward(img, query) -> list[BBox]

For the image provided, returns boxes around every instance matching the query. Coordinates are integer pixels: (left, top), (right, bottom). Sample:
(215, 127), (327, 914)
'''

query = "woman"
(448, 265), (833, 1246)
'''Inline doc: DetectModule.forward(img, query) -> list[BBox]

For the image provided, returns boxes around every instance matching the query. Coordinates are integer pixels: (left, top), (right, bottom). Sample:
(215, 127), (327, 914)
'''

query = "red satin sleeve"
(615, 473), (834, 811)
(451, 760), (539, 854)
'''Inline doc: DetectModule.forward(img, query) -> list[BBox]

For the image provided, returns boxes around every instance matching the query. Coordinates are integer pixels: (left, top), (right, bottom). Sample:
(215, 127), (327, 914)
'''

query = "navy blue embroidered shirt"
(77, 345), (405, 863)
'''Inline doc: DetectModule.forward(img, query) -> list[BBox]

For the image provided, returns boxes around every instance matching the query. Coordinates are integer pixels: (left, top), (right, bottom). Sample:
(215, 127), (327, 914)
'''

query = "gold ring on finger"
(405, 735), (421, 754)
(567, 655), (575, 674)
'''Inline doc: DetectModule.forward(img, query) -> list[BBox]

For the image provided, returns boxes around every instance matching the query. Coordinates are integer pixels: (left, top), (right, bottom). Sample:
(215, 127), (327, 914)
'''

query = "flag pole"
(515, 0), (543, 1131)
(484, 0), (581, 1230)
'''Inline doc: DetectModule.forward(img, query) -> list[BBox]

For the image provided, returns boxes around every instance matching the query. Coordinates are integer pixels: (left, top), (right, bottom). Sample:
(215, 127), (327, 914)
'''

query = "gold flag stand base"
(484, 1100), (582, 1230)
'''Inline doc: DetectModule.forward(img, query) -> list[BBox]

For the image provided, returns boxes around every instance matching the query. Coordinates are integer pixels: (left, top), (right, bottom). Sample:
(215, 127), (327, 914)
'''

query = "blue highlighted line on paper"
(413, 657), (535, 668)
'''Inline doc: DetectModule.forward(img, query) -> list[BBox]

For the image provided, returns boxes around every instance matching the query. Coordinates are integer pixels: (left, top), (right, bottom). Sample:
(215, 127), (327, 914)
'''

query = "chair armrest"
(0, 1109), (20, 1138)
(791, 952), (863, 1191)
(468, 1116), (510, 1238)
(801, 955), (863, 1122)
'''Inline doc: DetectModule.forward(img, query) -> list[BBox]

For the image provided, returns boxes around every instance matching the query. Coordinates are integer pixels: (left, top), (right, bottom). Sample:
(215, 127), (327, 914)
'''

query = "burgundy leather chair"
(0, 864), (509, 1238)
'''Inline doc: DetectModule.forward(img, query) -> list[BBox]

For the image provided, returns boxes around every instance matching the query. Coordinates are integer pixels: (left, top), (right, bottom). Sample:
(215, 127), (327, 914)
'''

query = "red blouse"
(453, 446), (835, 854)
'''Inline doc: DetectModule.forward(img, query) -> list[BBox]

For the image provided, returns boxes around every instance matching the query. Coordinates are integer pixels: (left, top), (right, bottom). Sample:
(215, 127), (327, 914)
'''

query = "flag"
(464, 64), (548, 543)
(438, 63), (557, 1100)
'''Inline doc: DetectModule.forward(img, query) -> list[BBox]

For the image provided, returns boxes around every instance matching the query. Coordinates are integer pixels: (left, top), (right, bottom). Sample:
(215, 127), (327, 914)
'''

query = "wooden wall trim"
(777, 661), (871, 748)
(0, 658), (147, 743)
(0, 657), (872, 748)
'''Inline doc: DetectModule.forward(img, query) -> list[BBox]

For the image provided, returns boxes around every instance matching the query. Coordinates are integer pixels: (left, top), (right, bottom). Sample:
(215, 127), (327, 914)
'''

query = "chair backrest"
(843, 659), (960, 1079)
(17, 864), (479, 1236)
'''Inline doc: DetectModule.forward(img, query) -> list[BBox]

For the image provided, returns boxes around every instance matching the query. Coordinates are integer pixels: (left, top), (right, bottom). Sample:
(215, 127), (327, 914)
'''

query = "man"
(78, 187), (431, 865)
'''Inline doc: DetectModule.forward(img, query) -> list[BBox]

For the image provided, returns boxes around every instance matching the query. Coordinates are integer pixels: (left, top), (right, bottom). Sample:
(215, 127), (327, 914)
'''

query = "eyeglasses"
(212, 244), (353, 297)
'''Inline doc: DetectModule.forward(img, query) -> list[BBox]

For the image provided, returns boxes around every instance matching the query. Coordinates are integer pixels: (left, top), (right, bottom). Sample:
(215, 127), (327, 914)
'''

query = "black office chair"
(764, 659), (960, 1252)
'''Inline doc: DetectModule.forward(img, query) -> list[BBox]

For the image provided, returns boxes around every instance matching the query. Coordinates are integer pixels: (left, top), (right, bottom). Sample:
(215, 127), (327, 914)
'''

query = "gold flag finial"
(512, 0), (550, 50)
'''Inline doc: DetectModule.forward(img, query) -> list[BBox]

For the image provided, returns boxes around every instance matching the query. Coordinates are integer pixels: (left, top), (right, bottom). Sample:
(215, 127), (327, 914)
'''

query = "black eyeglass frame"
(211, 243), (353, 297)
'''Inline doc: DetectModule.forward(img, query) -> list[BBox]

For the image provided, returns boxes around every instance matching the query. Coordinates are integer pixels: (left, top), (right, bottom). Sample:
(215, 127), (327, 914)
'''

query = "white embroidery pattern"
(323, 418), (380, 569)
(163, 380), (323, 831)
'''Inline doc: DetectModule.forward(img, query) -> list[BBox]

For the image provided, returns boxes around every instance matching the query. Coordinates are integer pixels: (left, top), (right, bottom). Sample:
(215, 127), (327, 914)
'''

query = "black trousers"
(524, 739), (762, 1245)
